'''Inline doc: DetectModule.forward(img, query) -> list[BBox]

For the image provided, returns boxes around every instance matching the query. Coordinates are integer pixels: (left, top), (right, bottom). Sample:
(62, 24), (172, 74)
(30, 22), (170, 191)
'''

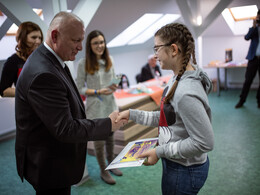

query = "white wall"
(1, 34), (259, 89)
(72, 46), (172, 85)
(202, 35), (259, 88)
(110, 49), (171, 85)
(0, 36), (16, 60)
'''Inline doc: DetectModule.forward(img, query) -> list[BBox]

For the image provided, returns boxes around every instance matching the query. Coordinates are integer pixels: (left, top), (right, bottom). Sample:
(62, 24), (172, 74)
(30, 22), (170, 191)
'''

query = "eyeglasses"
(91, 41), (105, 46)
(153, 43), (172, 54)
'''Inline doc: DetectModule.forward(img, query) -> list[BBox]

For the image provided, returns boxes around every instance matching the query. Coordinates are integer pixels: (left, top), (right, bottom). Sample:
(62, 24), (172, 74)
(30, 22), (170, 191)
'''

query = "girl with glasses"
(116, 23), (214, 195)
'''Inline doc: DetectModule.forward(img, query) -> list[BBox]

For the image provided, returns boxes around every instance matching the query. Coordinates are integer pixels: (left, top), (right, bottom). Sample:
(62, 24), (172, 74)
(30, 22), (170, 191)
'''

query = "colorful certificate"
(105, 138), (158, 170)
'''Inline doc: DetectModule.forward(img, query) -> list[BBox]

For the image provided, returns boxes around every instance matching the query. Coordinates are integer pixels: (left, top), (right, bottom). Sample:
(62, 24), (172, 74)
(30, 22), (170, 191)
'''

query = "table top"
(204, 60), (247, 69)
(115, 74), (172, 109)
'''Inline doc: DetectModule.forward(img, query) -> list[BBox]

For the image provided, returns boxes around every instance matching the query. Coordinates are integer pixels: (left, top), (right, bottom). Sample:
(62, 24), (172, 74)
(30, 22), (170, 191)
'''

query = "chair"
(135, 73), (142, 83)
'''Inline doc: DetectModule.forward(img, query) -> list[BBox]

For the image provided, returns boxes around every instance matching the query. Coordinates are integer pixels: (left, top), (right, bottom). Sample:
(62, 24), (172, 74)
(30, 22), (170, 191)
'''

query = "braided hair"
(155, 23), (196, 104)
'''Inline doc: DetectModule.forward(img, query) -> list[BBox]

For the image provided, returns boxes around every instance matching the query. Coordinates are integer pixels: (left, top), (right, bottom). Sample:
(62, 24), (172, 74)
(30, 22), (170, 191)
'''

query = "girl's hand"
(99, 88), (113, 95)
(138, 148), (159, 166)
(115, 110), (130, 123)
(108, 84), (118, 92)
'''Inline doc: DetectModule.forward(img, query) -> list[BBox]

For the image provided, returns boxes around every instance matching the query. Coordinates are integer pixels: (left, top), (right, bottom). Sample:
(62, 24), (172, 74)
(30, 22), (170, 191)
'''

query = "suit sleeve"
(27, 72), (112, 143)
(244, 27), (257, 40)
(140, 66), (149, 82)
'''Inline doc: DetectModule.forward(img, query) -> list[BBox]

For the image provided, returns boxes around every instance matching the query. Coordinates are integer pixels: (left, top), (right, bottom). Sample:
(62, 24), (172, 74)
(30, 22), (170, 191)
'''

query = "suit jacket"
(15, 44), (112, 190)
(140, 63), (162, 82)
(245, 27), (259, 61)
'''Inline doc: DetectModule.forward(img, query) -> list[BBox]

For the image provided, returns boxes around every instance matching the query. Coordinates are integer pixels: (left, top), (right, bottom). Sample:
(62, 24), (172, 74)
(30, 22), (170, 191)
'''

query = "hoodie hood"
(181, 65), (212, 94)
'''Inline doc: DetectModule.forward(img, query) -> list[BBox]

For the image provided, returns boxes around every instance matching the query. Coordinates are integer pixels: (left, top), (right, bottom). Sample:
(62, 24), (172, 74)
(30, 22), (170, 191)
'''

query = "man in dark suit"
(235, 9), (260, 108)
(15, 12), (126, 194)
(139, 54), (162, 82)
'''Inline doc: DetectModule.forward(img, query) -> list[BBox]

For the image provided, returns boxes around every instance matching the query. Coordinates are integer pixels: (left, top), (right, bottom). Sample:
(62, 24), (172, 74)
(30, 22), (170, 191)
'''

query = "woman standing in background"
(0, 21), (43, 97)
(76, 30), (122, 185)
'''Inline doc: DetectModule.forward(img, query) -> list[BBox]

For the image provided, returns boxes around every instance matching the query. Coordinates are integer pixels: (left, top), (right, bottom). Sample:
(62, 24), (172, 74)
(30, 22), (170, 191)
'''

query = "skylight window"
(229, 5), (258, 21)
(222, 5), (258, 35)
(107, 13), (180, 48)
(128, 14), (180, 45)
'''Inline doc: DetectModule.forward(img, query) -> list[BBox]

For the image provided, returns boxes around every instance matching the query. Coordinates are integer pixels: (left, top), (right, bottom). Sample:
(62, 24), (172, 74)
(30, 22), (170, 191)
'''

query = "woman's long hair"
(85, 30), (112, 75)
(155, 23), (197, 104)
(15, 21), (43, 60)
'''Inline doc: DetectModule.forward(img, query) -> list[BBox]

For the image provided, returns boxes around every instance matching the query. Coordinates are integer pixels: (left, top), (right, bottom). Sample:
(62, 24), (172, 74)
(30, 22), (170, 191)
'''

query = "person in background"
(15, 12), (126, 194)
(116, 23), (214, 195)
(235, 9), (260, 109)
(0, 21), (43, 97)
(139, 54), (162, 82)
(76, 30), (123, 185)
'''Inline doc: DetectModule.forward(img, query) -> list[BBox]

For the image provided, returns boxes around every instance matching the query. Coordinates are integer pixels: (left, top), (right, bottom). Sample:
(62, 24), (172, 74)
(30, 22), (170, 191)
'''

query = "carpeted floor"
(0, 89), (259, 195)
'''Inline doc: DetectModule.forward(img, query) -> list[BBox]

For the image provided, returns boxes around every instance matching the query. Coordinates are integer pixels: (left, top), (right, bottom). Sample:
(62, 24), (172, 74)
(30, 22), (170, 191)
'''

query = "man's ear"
(51, 30), (58, 43)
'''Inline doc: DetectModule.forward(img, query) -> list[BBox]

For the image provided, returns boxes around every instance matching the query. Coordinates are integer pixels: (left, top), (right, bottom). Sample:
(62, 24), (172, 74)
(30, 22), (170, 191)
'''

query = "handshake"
(109, 110), (130, 131)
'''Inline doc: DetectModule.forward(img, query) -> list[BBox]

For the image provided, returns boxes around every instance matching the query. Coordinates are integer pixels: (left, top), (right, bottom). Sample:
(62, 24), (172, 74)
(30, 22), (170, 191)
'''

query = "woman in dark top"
(0, 21), (43, 97)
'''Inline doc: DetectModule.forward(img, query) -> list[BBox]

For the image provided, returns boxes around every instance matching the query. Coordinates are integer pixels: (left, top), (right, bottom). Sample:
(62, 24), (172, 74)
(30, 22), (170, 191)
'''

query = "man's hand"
(109, 110), (128, 132)
(115, 110), (130, 122)
(138, 148), (159, 166)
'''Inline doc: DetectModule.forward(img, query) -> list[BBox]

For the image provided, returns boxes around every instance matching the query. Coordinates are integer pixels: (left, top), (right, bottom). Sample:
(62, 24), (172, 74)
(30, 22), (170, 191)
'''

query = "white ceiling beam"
(195, 0), (233, 37)
(188, 0), (200, 21)
(0, 0), (48, 36)
(0, 18), (12, 41)
(41, 0), (68, 26)
(58, 0), (68, 12)
(176, 0), (195, 35)
(176, 0), (233, 38)
(72, 0), (102, 29)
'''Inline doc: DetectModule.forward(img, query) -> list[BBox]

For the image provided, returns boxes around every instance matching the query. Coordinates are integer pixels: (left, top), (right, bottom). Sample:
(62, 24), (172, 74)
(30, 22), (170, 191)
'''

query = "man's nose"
(77, 42), (83, 51)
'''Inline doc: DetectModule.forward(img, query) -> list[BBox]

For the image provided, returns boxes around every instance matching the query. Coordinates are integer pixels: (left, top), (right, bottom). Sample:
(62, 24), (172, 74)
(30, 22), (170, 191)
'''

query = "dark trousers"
(35, 186), (71, 195)
(239, 56), (260, 104)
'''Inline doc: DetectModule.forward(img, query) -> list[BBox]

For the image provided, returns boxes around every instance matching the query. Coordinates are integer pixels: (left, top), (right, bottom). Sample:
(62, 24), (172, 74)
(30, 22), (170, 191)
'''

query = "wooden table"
(204, 61), (247, 96)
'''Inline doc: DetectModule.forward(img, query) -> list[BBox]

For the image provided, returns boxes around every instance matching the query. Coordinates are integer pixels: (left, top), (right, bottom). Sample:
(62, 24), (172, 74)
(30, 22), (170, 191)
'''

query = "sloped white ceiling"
(3, 0), (260, 46)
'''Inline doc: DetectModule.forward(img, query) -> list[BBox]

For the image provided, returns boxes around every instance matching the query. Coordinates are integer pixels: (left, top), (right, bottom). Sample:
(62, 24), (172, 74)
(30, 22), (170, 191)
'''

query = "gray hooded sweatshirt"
(129, 65), (214, 166)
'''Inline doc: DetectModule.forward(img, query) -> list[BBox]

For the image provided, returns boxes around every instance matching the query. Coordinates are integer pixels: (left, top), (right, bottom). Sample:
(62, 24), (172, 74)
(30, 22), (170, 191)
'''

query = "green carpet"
(0, 89), (259, 195)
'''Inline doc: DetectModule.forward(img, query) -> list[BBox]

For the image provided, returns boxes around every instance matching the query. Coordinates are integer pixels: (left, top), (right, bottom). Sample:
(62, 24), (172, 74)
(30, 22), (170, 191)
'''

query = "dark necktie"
(63, 64), (85, 108)
(64, 64), (74, 84)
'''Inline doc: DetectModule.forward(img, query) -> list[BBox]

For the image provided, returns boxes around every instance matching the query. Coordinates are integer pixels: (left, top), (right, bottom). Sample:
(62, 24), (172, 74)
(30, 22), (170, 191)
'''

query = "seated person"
(139, 54), (162, 82)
